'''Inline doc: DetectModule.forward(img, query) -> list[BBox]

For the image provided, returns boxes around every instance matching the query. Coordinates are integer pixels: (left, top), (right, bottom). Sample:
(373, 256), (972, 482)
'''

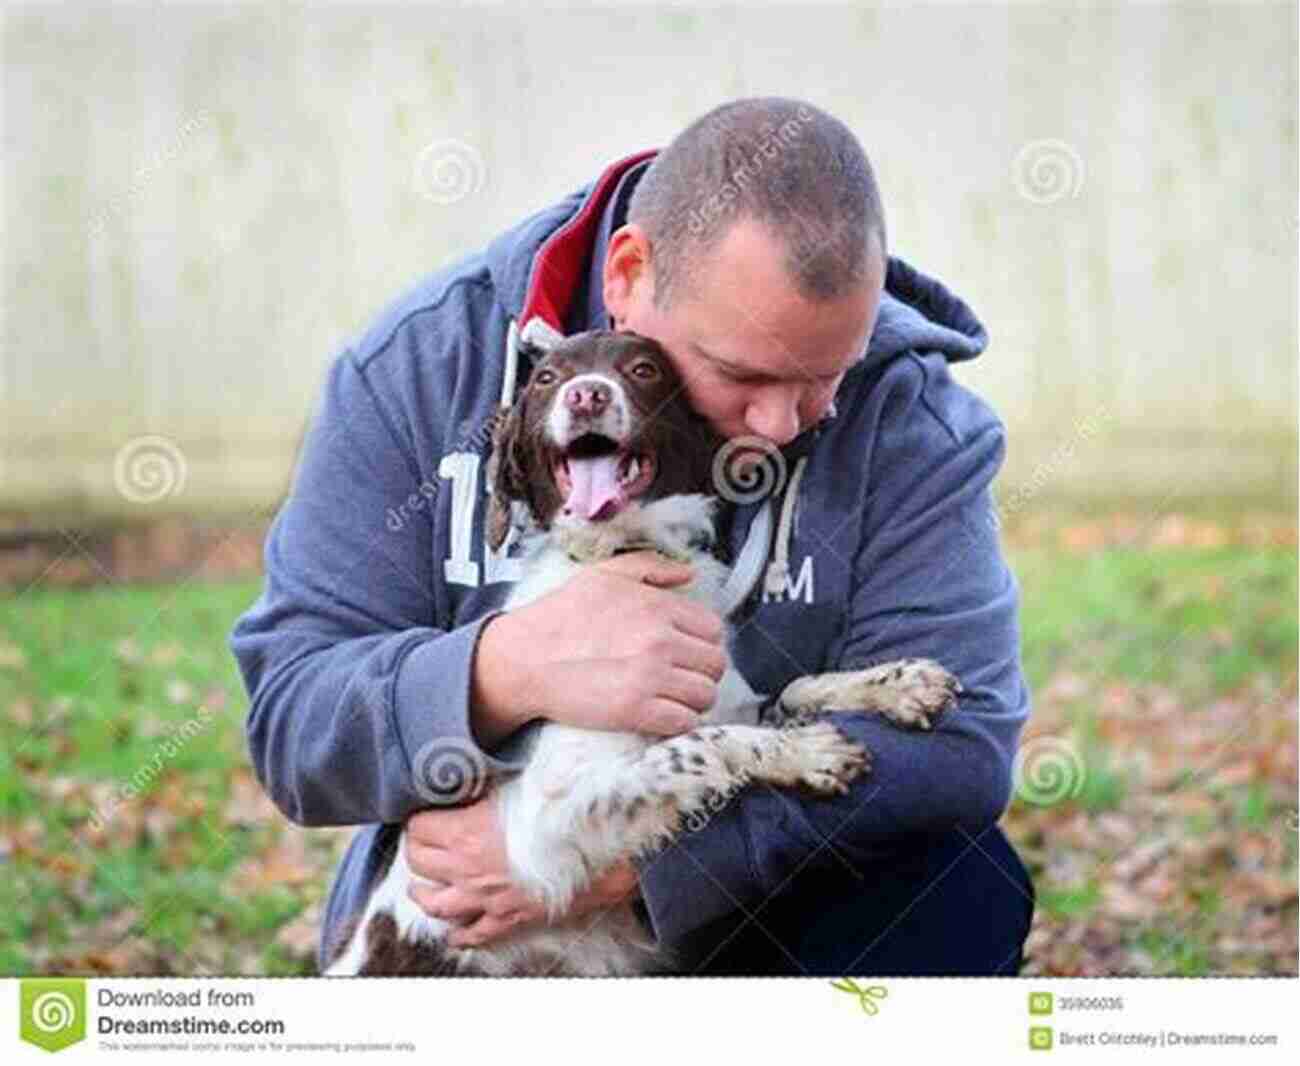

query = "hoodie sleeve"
(228, 347), (530, 828)
(633, 352), (1030, 947)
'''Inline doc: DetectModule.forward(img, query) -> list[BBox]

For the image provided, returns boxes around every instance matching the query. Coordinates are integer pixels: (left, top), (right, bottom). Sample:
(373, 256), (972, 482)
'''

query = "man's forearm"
(469, 612), (535, 748)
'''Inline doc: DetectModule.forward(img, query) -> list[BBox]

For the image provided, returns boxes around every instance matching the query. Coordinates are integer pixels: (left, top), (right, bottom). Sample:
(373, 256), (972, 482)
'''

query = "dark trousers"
(684, 824), (1035, 976)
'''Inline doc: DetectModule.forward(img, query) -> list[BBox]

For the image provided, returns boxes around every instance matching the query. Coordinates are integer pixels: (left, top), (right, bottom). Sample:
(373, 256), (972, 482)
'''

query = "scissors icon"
(829, 978), (888, 1015)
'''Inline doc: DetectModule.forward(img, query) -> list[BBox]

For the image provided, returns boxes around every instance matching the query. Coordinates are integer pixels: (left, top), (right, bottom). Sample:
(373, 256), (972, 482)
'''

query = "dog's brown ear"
(484, 405), (528, 552)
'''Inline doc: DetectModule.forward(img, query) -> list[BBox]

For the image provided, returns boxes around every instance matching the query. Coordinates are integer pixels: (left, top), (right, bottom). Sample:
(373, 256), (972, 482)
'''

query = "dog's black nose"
(565, 382), (610, 415)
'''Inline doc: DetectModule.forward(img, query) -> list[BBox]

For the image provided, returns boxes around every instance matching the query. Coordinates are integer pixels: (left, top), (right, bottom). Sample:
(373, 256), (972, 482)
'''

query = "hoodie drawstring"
(717, 498), (773, 616)
(501, 316), (567, 409)
(763, 456), (808, 600)
(499, 320), (521, 410)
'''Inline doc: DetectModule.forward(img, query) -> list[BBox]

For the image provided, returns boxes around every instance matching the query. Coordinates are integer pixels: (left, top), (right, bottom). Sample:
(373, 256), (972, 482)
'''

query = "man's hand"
(471, 550), (726, 745)
(405, 795), (641, 949)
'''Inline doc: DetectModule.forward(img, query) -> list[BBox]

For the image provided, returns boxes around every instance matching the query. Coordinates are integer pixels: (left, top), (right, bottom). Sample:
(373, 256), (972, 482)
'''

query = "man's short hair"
(627, 97), (887, 308)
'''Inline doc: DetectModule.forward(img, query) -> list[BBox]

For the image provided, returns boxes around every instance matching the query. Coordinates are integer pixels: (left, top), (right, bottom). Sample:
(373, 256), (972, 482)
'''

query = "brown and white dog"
(324, 330), (959, 977)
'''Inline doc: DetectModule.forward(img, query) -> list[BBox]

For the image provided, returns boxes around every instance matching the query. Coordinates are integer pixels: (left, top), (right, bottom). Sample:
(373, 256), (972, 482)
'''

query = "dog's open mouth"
(553, 433), (657, 521)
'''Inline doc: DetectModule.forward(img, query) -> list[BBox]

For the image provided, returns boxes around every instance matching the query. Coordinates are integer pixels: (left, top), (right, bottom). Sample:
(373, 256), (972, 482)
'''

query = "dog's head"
(486, 330), (723, 550)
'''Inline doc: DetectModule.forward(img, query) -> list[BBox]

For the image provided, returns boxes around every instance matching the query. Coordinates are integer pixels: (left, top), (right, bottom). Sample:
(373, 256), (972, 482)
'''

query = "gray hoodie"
(228, 150), (1030, 971)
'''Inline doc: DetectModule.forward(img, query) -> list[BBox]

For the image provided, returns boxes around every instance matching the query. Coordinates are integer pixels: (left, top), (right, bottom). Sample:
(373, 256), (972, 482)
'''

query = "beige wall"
(3, 1), (1296, 518)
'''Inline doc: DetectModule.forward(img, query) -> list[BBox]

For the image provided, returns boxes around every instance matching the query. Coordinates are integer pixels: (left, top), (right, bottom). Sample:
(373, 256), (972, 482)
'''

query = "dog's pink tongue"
(565, 455), (625, 520)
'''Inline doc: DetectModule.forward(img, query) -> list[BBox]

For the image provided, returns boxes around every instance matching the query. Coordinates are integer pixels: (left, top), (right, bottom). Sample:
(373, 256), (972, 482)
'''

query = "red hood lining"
(519, 148), (658, 335)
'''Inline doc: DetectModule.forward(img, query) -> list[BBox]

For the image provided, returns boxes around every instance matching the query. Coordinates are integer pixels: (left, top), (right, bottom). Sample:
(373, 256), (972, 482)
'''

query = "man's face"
(603, 217), (884, 446)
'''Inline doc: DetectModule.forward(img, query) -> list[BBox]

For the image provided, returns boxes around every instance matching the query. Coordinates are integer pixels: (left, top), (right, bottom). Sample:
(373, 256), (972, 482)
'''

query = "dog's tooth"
(623, 457), (639, 485)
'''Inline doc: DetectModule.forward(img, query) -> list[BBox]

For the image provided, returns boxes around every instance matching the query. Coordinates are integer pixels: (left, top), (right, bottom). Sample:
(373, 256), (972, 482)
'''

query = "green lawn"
(1006, 533), (1296, 975)
(0, 526), (1295, 976)
(0, 581), (346, 976)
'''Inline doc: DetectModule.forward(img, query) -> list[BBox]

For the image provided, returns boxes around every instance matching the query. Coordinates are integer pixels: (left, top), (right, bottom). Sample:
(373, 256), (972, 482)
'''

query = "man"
(230, 97), (1034, 976)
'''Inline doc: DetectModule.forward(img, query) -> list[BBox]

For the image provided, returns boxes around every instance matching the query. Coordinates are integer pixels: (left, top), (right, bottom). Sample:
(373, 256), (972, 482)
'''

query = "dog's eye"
(532, 369), (557, 387)
(629, 360), (660, 381)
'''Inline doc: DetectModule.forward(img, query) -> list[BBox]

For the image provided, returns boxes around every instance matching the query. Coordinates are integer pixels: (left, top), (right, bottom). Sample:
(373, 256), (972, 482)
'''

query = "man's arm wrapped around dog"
(631, 352), (1032, 947)
(229, 342), (724, 829)
(229, 347), (530, 827)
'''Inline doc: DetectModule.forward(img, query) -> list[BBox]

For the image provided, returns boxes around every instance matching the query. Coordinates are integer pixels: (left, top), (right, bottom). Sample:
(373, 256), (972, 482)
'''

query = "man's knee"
(794, 825), (1035, 976)
(692, 825), (1033, 976)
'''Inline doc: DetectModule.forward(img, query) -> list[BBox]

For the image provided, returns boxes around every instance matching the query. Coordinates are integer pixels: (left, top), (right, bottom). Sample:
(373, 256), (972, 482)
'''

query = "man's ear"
(484, 405), (528, 552)
(603, 224), (653, 321)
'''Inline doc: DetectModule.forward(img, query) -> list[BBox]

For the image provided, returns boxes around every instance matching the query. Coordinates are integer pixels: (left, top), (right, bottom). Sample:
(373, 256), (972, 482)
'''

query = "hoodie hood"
(485, 149), (656, 342)
(866, 256), (988, 370)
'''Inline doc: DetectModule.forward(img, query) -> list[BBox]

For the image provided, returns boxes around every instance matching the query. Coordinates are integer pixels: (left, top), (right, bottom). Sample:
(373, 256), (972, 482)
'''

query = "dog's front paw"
(779, 659), (961, 731)
(783, 722), (871, 796)
(868, 658), (961, 729)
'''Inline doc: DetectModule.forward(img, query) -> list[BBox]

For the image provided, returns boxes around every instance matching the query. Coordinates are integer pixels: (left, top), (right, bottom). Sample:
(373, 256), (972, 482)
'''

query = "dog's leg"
(774, 658), (961, 731)
(653, 722), (871, 796)
(502, 722), (868, 918)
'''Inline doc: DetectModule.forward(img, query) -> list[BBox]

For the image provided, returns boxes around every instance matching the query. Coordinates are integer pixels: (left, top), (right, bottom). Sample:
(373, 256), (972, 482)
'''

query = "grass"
(1014, 546), (1296, 699)
(1004, 529), (1297, 975)
(0, 580), (347, 976)
(0, 522), (1296, 976)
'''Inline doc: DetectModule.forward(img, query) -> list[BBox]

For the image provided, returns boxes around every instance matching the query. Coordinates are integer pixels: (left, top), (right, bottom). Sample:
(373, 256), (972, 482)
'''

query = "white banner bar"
(3, 977), (1296, 1064)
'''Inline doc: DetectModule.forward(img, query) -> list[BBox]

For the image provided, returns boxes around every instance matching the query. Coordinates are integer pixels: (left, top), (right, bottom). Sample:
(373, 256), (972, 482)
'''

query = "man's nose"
(565, 382), (611, 415)
(744, 390), (801, 445)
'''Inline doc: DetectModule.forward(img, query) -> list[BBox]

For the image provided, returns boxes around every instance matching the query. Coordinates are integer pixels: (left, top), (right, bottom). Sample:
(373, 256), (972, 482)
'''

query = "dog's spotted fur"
(324, 332), (960, 977)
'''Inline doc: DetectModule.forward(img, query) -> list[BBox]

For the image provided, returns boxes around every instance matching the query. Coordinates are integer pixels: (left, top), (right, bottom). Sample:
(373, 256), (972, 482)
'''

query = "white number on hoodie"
(439, 451), (523, 587)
